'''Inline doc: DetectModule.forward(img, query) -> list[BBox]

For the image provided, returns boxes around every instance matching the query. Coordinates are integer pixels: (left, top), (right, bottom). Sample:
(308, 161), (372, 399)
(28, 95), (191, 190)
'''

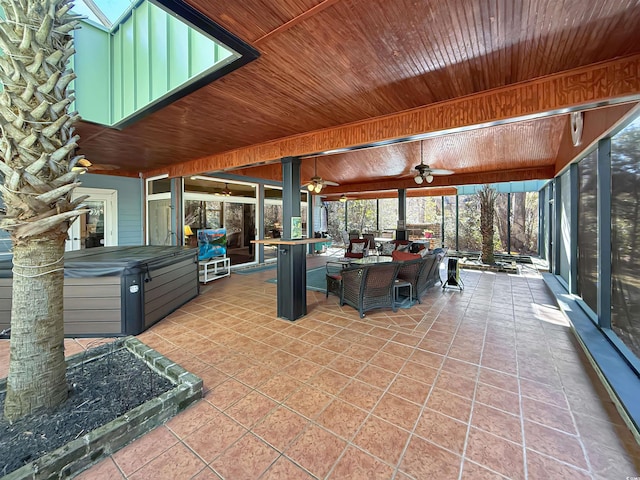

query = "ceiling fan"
(304, 158), (339, 193)
(413, 142), (454, 184)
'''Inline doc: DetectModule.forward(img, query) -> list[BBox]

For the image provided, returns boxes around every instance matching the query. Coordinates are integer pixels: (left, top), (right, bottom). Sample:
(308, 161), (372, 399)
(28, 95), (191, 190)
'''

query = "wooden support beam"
(321, 166), (556, 195)
(147, 54), (640, 179)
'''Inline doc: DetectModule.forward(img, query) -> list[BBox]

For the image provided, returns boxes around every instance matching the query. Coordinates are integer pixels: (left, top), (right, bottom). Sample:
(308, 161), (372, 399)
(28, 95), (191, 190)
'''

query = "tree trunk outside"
(4, 233), (68, 420)
(479, 185), (497, 264)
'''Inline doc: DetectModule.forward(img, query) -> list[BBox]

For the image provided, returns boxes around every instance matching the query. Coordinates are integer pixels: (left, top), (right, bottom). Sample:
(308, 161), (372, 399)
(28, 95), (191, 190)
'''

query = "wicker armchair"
(325, 261), (345, 298)
(341, 262), (399, 318)
(415, 252), (445, 300)
(344, 238), (369, 259)
(395, 257), (424, 303)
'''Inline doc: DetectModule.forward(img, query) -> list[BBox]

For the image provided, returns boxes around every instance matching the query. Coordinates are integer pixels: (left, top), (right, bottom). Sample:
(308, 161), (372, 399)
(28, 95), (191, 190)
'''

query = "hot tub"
(0, 246), (199, 337)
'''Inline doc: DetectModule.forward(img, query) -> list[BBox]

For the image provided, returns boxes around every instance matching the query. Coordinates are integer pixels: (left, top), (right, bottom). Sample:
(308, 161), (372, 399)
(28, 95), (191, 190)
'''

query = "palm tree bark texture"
(479, 184), (497, 265)
(0, 0), (87, 421)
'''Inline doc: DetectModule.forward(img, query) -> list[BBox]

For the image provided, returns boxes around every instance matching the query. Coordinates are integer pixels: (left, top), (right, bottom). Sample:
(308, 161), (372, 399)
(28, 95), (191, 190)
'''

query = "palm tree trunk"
(0, 0), (84, 421)
(4, 234), (68, 419)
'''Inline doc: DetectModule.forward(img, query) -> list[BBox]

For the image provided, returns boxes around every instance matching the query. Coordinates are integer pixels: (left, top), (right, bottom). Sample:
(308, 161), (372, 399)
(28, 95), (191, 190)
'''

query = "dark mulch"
(0, 342), (173, 477)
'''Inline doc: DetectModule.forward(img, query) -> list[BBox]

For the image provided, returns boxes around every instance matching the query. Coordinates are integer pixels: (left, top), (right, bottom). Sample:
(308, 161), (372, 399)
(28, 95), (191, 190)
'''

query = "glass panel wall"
(346, 199), (377, 236)
(577, 150), (599, 313)
(457, 195), (481, 251)
(611, 116), (640, 359)
(443, 196), (456, 250)
(407, 196), (441, 241)
(493, 193), (509, 253)
(378, 198), (398, 236)
(510, 192), (539, 255)
(558, 172), (571, 284)
(184, 177), (257, 266)
(326, 201), (346, 243)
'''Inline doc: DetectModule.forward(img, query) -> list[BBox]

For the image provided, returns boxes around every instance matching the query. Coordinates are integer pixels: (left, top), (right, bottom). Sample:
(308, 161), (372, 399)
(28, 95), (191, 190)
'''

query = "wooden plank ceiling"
(78, 0), (640, 194)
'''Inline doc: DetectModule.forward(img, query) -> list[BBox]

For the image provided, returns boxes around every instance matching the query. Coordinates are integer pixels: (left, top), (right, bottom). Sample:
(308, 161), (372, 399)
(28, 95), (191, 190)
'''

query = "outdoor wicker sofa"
(340, 262), (400, 318)
(325, 251), (446, 317)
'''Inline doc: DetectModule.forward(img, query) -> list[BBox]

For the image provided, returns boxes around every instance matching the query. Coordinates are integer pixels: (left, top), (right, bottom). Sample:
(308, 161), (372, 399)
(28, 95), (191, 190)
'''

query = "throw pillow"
(351, 242), (365, 254)
(396, 243), (410, 252)
(419, 247), (430, 258)
(381, 242), (395, 255)
(392, 250), (421, 261)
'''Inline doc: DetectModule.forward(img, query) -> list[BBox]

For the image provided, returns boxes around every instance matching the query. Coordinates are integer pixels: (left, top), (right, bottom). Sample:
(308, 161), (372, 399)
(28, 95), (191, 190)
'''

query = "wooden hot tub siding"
(0, 251), (199, 337)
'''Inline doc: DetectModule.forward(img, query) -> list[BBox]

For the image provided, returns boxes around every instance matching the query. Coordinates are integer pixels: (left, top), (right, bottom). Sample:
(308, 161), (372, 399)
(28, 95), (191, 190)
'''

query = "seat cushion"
(392, 250), (421, 261)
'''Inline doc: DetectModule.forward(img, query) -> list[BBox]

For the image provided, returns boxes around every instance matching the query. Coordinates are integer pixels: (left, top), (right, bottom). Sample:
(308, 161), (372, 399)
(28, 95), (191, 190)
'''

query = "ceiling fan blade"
(323, 180), (340, 186)
(429, 168), (454, 175)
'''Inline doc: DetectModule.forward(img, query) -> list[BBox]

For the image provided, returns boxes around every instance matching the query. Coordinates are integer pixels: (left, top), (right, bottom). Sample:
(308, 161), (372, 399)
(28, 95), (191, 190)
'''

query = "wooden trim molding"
(147, 54), (640, 179)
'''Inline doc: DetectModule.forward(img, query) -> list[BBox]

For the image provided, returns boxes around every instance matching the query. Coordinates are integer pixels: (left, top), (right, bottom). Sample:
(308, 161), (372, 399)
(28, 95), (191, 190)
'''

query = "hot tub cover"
(0, 246), (198, 278)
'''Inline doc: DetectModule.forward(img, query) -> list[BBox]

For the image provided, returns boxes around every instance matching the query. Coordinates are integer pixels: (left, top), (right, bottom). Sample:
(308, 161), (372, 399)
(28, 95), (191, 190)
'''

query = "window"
(577, 150), (598, 313)
(611, 116), (640, 360)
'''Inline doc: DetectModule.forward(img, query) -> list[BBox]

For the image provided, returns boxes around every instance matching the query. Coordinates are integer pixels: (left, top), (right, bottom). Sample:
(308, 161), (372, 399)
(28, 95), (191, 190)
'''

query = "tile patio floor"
(2, 256), (640, 479)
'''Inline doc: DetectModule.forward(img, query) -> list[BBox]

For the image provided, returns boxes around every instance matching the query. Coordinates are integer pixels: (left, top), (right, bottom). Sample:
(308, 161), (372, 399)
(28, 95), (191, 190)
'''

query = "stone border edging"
(1, 336), (202, 480)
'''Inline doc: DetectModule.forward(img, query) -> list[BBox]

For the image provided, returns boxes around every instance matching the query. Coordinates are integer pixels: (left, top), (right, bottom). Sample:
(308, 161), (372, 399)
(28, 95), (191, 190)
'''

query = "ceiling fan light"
(426, 174), (434, 183)
(314, 184), (323, 193)
(307, 183), (315, 191)
(414, 175), (424, 185)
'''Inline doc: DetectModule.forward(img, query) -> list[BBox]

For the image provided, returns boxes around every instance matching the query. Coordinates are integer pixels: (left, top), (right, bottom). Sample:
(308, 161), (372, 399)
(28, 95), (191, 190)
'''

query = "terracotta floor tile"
(206, 378), (252, 410)
(308, 368), (351, 395)
(330, 445), (395, 479)
(426, 387), (473, 422)
(29, 266), (639, 480)
(338, 379), (384, 410)
(369, 351), (407, 372)
(166, 400), (221, 439)
(353, 416), (410, 465)
(522, 396), (576, 434)
(475, 382), (521, 415)
(321, 336), (352, 354)
(328, 354), (365, 376)
(75, 457), (124, 480)
(399, 360), (440, 384)
(478, 368), (519, 393)
(191, 466), (223, 479)
(343, 344), (378, 362)
(582, 438), (640, 479)
(399, 435), (461, 479)
(316, 398), (368, 440)
(282, 358), (322, 381)
(414, 408), (468, 454)
(257, 373), (303, 402)
(225, 390), (278, 428)
(303, 345), (337, 366)
(285, 425), (347, 478)
(373, 392), (422, 431)
(260, 456), (314, 479)
(441, 357), (479, 378)
(471, 402), (522, 444)
(253, 406), (309, 451)
(523, 420), (588, 470)
(460, 460), (508, 479)
(284, 385), (333, 419)
(519, 378), (568, 409)
(388, 375), (432, 405)
(128, 442), (206, 480)
(183, 413), (247, 463)
(112, 426), (178, 476)
(435, 370), (477, 399)
(526, 449), (591, 480)
(209, 433), (279, 479)
(465, 427), (525, 480)
(380, 342), (414, 359)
